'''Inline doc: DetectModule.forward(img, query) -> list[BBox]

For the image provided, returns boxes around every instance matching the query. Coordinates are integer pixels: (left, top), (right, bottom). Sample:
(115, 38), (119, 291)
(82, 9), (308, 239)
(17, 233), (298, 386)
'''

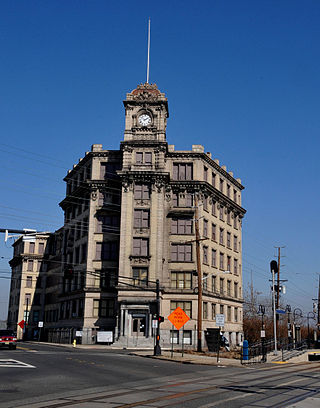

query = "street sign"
(261, 330), (266, 338)
(18, 320), (25, 329)
(216, 314), (225, 327)
(38, 321), (43, 328)
(168, 307), (190, 330)
(276, 309), (286, 314)
(152, 319), (158, 329)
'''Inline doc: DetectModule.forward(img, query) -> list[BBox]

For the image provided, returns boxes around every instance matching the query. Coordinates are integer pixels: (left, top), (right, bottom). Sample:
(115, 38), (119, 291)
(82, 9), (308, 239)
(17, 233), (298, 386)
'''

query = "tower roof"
(125, 83), (167, 103)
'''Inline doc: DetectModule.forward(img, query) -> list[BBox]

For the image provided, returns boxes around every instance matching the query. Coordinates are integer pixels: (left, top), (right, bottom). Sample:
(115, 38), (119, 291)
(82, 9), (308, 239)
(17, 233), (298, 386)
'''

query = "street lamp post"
(307, 312), (315, 349)
(293, 308), (303, 347)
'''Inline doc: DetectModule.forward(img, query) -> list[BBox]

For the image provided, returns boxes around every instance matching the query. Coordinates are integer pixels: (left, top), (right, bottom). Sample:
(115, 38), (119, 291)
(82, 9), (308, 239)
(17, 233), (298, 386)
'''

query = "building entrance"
(132, 317), (146, 337)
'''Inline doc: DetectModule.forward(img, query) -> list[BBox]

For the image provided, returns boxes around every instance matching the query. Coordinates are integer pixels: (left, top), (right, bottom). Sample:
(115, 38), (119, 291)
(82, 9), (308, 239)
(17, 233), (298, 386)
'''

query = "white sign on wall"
(216, 314), (225, 327)
(97, 331), (113, 343)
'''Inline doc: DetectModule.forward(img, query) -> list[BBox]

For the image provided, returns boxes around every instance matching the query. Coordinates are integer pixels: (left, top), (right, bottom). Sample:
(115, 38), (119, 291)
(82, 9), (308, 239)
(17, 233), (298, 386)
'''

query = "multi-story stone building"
(7, 233), (50, 340)
(8, 83), (246, 348)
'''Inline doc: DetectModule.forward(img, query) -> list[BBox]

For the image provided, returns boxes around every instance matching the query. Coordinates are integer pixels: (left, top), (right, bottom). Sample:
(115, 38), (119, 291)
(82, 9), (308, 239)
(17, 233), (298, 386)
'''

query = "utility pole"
(274, 246), (285, 333)
(270, 260), (278, 354)
(194, 194), (202, 352)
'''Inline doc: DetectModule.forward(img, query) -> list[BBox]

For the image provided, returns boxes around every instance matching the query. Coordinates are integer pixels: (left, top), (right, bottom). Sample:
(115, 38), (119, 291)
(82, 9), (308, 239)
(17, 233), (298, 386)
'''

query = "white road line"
(0, 359), (35, 368)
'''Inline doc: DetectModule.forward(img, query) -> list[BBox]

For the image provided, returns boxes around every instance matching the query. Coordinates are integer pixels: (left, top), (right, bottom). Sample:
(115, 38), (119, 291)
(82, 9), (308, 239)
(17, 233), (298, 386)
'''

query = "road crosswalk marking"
(0, 359), (35, 368)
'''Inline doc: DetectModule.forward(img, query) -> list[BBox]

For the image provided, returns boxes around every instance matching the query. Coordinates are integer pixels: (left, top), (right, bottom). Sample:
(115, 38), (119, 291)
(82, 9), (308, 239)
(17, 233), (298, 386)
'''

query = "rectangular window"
(134, 183), (150, 200)
(203, 273), (208, 290)
(132, 267), (148, 286)
(203, 302), (208, 319)
(227, 256), (231, 272)
(26, 276), (32, 288)
(220, 178), (224, 192)
(227, 232), (231, 248)
(203, 196), (208, 211)
(132, 238), (149, 257)
(234, 215), (238, 229)
(227, 211), (231, 225)
(234, 307), (238, 322)
(234, 282), (238, 298)
(170, 301), (192, 318)
(227, 280), (231, 296)
(136, 152), (143, 164)
(219, 228), (224, 245)
(134, 210), (150, 229)
(212, 275), (216, 292)
(234, 259), (238, 275)
(173, 163), (193, 180)
(234, 235), (238, 251)
(203, 246), (208, 264)
(220, 278), (224, 294)
(93, 299), (99, 317)
(97, 215), (120, 233)
(220, 206), (224, 221)
(81, 243), (87, 262)
(145, 152), (152, 164)
(183, 330), (192, 345)
(212, 223), (216, 241)
(211, 249), (216, 267)
(170, 330), (179, 344)
(211, 200), (216, 216)
(203, 219), (208, 237)
(186, 193), (193, 207)
(96, 242), (119, 260)
(100, 299), (114, 318)
(27, 260), (34, 272)
(33, 310), (39, 323)
(220, 252), (224, 271)
(171, 244), (192, 262)
(212, 172), (216, 188)
(227, 184), (230, 198)
(29, 242), (35, 254)
(172, 193), (178, 207)
(227, 306), (232, 322)
(234, 189), (237, 203)
(171, 271), (192, 289)
(38, 242), (45, 255)
(212, 304), (216, 319)
(204, 166), (208, 181)
(220, 304), (224, 315)
(100, 162), (120, 180)
(171, 218), (193, 234)
(25, 293), (31, 305)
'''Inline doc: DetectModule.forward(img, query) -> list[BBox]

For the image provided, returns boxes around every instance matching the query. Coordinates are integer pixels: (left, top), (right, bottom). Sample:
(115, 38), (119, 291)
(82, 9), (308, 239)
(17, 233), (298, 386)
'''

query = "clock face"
(138, 113), (152, 127)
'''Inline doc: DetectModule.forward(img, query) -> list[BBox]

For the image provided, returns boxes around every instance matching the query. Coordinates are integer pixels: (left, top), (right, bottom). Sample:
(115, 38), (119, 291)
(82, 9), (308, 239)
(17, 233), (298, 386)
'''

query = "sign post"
(168, 307), (190, 357)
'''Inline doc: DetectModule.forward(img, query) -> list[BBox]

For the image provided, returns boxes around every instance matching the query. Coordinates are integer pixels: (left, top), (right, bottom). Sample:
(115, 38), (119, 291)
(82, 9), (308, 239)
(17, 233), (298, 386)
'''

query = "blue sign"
(276, 309), (286, 314)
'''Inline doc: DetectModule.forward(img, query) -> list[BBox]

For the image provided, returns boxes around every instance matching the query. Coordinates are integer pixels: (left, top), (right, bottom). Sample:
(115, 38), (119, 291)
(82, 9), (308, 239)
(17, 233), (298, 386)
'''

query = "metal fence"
(241, 339), (308, 364)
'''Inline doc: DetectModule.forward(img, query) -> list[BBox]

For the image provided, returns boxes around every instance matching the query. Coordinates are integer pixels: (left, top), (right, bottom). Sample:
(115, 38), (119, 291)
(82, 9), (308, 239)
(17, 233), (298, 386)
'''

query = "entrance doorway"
(132, 317), (146, 337)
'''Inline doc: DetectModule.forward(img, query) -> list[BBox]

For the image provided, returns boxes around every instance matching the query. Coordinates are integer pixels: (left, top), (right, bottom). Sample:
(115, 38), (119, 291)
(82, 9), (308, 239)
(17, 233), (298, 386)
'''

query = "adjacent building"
(7, 83), (246, 348)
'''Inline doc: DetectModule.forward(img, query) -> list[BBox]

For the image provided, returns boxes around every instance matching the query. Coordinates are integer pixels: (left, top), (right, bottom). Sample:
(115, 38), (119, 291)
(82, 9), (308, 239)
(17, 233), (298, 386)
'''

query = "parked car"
(0, 330), (17, 350)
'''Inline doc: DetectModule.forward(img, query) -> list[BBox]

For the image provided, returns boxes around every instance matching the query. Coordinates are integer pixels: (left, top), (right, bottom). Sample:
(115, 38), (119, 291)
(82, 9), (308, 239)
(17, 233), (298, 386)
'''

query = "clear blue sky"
(0, 0), (319, 320)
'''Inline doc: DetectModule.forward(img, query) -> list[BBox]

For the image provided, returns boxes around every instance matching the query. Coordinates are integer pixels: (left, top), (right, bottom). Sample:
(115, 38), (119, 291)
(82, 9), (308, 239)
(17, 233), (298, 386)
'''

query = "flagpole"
(146, 18), (151, 83)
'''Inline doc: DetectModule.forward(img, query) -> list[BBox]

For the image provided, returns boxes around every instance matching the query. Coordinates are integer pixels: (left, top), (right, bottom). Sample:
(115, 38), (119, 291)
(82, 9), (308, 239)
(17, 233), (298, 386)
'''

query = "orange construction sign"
(168, 307), (190, 330)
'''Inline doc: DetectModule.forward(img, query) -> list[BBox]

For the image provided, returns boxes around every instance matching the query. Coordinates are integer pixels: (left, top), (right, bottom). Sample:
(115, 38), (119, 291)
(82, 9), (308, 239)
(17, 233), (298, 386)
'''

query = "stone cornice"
(64, 150), (121, 181)
(167, 151), (244, 190)
(169, 181), (246, 217)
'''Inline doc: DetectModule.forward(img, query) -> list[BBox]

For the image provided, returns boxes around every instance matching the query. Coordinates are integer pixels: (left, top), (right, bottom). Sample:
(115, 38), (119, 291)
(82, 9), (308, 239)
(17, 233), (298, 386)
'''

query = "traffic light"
(270, 260), (278, 274)
(64, 266), (74, 280)
(158, 316), (164, 323)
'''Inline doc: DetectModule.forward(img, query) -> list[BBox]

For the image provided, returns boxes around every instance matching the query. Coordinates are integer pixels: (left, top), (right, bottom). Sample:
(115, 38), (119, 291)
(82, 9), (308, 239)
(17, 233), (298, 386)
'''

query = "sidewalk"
(131, 350), (242, 366)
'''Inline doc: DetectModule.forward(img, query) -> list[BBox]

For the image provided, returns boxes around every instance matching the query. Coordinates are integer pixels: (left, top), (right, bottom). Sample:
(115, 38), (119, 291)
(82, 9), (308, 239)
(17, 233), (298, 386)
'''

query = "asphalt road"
(0, 342), (320, 407)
